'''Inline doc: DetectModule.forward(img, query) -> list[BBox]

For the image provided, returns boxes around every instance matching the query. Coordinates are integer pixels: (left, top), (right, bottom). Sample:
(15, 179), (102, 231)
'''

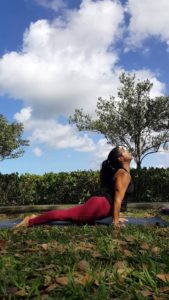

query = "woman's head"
(107, 146), (132, 166)
(100, 146), (132, 188)
(107, 146), (124, 169)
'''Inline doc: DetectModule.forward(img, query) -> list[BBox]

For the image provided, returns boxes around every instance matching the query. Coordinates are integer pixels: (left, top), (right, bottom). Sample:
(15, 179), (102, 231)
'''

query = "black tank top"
(103, 167), (134, 208)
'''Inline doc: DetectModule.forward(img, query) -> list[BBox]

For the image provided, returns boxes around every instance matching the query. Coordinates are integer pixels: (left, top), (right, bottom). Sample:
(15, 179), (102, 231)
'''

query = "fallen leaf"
(45, 283), (59, 292)
(74, 273), (92, 285)
(26, 239), (34, 245)
(157, 273), (169, 282)
(39, 294), (49, 300)
(113, 261), (127, 279)
(112, 239), (127, 246)
(77, 260), (90, 274)
(93, 279), (100, 286)
(140, 242), (149, 250)
(0, 240), (6, 251)
(125, 236), (136, 242)
(41, 244), (49, 251)
(14, 253), (22, 258)
(55, 276), (69, 286)
(15, 289), (28, 297)
(44, 275), (52, 286)
(158, 286), (169, 293)
(140, 290), (153, 297)
(90, 251), (102, 258)
(75, 241), (96, 252)
(151, 247), (160, 254)
(51, 241), (67, 253)
(113, 260), (133, 281)
(123, 249), (133, 257)
(25, 247), (38, 252)
(113, 261), (128, 270)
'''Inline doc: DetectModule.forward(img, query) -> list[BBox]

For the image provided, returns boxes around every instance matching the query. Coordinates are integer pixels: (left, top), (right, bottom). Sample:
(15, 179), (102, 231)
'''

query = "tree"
(69, 73), (169, 169)
(0, 114), (29, 161)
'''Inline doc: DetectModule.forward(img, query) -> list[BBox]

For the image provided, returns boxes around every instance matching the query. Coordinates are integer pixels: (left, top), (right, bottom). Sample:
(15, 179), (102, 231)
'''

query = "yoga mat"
(0, 216), (168, 228)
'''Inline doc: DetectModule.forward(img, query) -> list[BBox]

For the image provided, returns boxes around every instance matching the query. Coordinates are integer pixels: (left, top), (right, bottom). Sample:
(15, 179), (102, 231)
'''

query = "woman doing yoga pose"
(16, 146), (133, 227)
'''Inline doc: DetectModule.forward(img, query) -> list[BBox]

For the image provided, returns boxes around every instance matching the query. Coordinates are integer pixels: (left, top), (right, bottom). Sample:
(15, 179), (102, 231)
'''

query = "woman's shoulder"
(114, 168), (131, 182)
(115, 168), (131, 176)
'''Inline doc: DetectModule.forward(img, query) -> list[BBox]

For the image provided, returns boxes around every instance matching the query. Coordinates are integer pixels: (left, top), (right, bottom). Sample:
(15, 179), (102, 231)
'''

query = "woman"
(16, 147), (133, 227)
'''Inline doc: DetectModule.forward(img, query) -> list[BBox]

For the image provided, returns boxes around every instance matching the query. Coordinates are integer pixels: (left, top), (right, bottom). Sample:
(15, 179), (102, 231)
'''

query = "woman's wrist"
(112, 218), (119, 223)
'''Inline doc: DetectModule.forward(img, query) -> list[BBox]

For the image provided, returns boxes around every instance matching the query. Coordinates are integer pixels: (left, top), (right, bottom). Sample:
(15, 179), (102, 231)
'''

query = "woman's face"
(119, 147), (133, 161)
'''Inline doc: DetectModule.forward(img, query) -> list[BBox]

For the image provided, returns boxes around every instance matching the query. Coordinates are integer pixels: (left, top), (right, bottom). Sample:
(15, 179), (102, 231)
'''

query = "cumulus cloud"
(129, 69), (165, 97)
(14, 107), (95, 152)
(36, 0), (67, 12)
(33, 147), (43, 157)
(14, 107), (32, 123)
(90, 138), (113, 169)
(126, 0), (169, 48)
(0, 0), (124, 118)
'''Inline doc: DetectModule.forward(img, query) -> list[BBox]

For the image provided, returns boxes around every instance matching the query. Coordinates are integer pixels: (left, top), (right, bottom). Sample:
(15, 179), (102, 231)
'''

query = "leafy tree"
(0, 114), (29, 161)
(70, 73), (169, 169)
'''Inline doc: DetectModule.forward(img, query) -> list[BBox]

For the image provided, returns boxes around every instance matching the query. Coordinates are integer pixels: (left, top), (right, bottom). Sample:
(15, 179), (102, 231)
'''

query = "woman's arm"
(112, 170), (131, 224)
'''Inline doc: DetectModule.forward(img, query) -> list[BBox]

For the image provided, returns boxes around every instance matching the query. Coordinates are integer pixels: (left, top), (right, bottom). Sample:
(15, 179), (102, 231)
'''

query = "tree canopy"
(0, 114), (29, 161)
(70, 73), (169, 169)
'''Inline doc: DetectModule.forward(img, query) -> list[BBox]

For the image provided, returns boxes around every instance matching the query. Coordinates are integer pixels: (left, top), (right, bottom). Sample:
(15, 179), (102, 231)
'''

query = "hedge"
(0, 168), (169, 206)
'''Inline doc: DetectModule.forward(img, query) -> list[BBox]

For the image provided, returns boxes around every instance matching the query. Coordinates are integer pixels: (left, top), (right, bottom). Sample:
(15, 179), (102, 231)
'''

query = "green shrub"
(0, 168), (168, 205)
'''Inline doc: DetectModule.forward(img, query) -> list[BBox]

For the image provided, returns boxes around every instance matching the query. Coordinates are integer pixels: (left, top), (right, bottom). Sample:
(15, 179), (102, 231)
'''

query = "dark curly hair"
(100, 146), (123, 189)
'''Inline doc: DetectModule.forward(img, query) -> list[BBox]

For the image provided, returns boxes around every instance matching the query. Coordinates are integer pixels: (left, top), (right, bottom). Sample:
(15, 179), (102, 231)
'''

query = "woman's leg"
(28, 196), (111, 227)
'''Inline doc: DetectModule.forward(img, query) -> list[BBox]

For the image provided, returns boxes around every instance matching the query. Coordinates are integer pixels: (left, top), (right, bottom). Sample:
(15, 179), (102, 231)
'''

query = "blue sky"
(0, 0), (169, 174)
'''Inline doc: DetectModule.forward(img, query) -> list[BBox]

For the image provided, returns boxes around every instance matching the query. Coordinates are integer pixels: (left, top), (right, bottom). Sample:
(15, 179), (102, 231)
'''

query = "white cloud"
(33, 147), (43, 157)
(127, 0), (169, 48)
(90, 138), (113, 169)
(14, 107), (32, 123)
(30, 124), (96, 152)
(0, 0), (124, 118)
(129, 69), (165, 97)
(14, 106), (95, 152)
(36, 0), (66, 12)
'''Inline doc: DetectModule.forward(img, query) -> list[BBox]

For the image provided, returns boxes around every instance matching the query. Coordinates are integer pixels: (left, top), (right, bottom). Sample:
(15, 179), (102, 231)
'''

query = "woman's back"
(102, 167), (134, 211)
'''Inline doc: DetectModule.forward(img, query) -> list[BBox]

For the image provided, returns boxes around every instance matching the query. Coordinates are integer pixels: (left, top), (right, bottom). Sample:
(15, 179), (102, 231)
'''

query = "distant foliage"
(0, 114), (29, 161)
(0, 169), (168, 206)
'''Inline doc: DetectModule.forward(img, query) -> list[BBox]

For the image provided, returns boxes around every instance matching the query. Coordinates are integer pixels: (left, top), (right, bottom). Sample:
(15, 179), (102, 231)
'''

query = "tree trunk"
(136, 160), (141, 170)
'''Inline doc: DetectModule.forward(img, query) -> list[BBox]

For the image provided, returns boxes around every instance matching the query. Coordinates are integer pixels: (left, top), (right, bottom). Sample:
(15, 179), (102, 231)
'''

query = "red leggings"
(28, 196), (111, 227)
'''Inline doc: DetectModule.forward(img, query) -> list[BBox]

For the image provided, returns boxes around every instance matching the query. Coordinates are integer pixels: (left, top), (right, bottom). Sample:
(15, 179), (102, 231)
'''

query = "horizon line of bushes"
(0, 168), (169, 206)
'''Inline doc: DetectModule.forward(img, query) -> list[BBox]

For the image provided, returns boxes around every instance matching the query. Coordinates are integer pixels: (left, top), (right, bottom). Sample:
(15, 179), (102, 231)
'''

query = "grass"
(0, 209), (169, 299)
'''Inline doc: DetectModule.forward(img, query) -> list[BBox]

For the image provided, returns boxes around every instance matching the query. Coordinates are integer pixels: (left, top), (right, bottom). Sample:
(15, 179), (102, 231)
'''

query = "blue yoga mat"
(0, 216), (168, 228)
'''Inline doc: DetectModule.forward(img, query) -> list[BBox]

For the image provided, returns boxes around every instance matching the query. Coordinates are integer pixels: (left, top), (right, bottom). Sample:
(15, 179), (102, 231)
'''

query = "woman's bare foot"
(15, 214), (38, 228)
(15, 216), (31, 227)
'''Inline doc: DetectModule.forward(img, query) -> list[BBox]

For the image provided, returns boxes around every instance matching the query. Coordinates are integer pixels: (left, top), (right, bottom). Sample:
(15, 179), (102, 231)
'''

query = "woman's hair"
(100, 146), (123, 189)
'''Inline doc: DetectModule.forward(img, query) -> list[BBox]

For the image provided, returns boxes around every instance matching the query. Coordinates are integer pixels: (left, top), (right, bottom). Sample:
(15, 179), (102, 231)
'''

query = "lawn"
(0, 209), (169, 299)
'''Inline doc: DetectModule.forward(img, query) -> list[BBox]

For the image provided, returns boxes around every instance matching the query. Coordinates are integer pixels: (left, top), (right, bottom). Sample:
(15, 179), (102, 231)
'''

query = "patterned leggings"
(28, 196), (111, 226)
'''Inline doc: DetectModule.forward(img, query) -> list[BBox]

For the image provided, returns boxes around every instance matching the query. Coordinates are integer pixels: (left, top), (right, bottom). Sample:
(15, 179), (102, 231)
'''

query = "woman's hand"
(112, 217), (128, 228)
(119, 217), (128, 223)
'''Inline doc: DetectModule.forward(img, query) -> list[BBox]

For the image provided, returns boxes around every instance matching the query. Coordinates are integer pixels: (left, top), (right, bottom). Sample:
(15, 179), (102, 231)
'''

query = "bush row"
(0, 168), (169, 206)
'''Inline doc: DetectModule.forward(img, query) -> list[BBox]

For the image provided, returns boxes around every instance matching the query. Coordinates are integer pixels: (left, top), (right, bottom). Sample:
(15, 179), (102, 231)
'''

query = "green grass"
(0, 210), (169, 299)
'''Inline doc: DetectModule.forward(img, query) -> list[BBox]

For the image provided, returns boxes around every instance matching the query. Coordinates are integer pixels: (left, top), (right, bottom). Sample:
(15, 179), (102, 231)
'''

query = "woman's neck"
(121, 162), (130, 173)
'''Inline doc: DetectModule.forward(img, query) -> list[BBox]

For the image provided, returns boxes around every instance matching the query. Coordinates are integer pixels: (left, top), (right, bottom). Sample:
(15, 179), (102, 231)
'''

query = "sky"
(0, 0), (169, 174)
